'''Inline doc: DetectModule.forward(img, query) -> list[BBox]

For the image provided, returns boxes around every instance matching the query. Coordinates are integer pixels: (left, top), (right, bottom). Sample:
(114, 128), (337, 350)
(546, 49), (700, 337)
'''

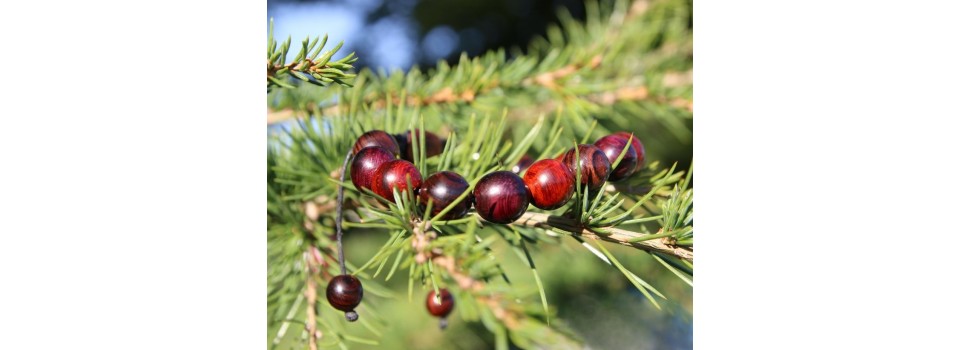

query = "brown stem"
(267, 49), (688, 125)
(267, 83), (688, 125)
(267, 58), (321, 79)
(335, 152), (352, 276)
(304, 266), (319, 350)
(513, 212), (693, 262)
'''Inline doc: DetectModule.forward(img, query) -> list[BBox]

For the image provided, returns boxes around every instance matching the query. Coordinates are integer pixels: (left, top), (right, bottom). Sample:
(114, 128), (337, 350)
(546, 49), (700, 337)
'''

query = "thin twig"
(513, 212), (693, 261)
(335, 151), (352, 275)
(267, 83), (689, 125)
(304, 263), (319, 350)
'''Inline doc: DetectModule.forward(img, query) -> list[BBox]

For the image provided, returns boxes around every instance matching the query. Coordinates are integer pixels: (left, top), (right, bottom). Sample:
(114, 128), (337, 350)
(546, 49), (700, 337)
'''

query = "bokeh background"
(268, 0), (692, 348)
(268, 0), (587, 71)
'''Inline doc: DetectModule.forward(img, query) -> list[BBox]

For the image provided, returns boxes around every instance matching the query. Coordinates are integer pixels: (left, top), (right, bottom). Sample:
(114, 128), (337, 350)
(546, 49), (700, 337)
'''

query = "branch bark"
(304, 272), (319, 350)
(513, 212), (693, 262)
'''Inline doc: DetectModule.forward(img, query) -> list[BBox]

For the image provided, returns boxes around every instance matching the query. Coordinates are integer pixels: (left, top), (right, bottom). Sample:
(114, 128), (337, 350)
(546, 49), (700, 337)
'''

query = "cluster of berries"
(349, 129), (645, 223)
(327, 128), (645, 324)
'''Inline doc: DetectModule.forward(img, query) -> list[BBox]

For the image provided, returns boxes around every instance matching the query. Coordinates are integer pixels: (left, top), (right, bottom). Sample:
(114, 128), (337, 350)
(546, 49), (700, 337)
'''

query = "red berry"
(561, 144), (612, 192)
(395, 129), (444, 161)
(511, 154), (534, 174)
(425, 288), (455, 318)
(326, 274), (363, 321)
(594, 135), (639, 182)
(353, 130), (400, 157)
(371, 160), (423, 203)
(612, 131), (646, 172)
(523, 159), (575, 210)
(473, 171), (529, 224)
(418, 171), (471, 220)
(350, 147), (395, 192)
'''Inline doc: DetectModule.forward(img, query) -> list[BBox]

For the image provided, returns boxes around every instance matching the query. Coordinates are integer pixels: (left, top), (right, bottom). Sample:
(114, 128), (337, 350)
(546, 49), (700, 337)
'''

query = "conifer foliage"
(268, 0), (692, 348)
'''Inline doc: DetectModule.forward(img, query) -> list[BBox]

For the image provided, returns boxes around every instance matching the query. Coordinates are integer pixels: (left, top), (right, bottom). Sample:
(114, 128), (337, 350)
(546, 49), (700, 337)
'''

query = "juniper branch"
(267, 0), (692, 123)
(513, 211), (693, 261)
(267, 19), (358, 89)
(267, 83), (689, 125)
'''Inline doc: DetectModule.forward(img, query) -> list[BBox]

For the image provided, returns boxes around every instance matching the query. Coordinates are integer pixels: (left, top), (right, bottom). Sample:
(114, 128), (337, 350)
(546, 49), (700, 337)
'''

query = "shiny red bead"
(561, 144), (612, 192)
(473, 171), (529, 224)
(395, 129), (444, 161)
(425, 288), (455, 318)
(371, 159), (423, 203)
(350, 147), (396, 192)
(612, 131), (646, 172)
(523, 159), (575, 210)
(353, 130), (401, 157)
(326, 274), (363, 321)
(594, 135), (639, 182)
(418, 171), (471, 220)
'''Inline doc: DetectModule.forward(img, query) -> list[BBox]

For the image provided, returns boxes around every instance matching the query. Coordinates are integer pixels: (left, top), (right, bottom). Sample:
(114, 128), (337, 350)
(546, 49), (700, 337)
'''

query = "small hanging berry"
(326, 275), (363, 322)
(328, 141), (373, 322)
(426, 288), (455, 329)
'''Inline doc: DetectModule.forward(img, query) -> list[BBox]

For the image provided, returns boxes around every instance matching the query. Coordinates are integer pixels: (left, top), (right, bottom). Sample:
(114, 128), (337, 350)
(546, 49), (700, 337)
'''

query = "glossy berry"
(395, 129), (444, 161)
(511, 154), (534, 174)
(612, 131), (646, 172)
(473, 171), (529, 224)
(418, 171), (471, 220)
(350, 147), (396, 192)
(594, 135), (639, 182)
(371, 159), (423, 203)
(326, 274), (363, 321)
(523, 159), (575, 210)
(426, 288), (455, 318)
(353, 130), (401, 157)
(561, 144), (612, 193)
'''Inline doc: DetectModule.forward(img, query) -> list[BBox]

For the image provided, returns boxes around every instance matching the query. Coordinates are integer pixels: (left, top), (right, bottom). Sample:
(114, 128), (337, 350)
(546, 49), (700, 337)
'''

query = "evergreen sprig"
(267, 0), (692, 142)
(267, 19), (358, 91)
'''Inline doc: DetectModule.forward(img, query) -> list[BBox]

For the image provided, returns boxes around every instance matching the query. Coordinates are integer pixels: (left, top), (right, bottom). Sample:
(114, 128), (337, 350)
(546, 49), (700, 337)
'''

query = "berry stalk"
(336, 151), (352, 275)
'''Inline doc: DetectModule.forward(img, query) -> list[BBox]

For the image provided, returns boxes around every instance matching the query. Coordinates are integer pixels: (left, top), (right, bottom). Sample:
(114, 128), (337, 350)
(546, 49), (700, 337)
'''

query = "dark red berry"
(594, 135), (639, 182)
(561, 144), (612, 193)
(511, 154), (534, 174)
(353, 130), (400, 157)
(612, 131), (646, 172)
(473, 171), (529, 224)
(371, 159), (423, 203)
(326, 274), (363, 321)
(523, 159), (575, 210)
(418, 171), (471, 220)
(426, 288), (455, 318)
(395, 129), (444, 161)
(350, 147), (395, 192)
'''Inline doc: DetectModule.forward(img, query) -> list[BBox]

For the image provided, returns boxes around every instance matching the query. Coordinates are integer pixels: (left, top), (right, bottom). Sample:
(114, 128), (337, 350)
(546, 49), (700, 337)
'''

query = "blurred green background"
(338, 230), (692, 349)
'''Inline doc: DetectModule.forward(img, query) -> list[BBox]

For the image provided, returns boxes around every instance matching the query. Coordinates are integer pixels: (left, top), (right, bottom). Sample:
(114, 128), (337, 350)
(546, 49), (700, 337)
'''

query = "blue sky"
(268, 0), (459, 71)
